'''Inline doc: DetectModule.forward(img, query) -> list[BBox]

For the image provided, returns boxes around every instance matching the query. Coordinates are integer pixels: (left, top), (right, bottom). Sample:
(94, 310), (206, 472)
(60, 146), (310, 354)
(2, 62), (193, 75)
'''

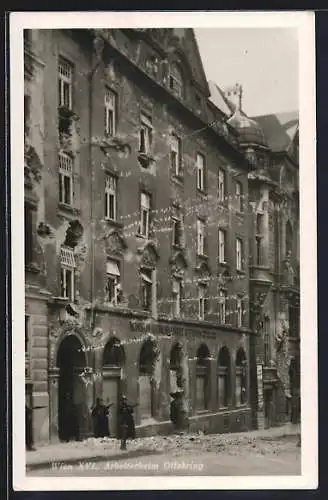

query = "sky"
(195, 28), (299, 117)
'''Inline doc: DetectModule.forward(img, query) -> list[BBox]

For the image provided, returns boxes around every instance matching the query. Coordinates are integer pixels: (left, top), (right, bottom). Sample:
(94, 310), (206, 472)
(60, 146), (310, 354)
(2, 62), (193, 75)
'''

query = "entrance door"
(56, 335), (86, 441)
(264, 389), (273, 428)
(102, 376), (120, 437)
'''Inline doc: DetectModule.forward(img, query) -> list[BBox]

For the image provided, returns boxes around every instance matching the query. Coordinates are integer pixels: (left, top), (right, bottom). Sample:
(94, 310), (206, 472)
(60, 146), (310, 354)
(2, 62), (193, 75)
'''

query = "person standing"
(170, 389), (188, 431)
(118, 395), (136, 450)
(91, 397), (112, 438)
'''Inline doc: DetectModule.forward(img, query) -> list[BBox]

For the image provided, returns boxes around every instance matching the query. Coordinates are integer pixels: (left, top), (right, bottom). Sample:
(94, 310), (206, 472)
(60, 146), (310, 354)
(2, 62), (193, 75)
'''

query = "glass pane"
(236, 374), (242, 406)
(64, 175), (71, 205)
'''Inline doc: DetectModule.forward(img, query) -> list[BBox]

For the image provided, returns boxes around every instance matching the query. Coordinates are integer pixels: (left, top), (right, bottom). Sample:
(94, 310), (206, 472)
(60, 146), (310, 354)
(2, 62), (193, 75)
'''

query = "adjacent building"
(24, 28), (299, 445)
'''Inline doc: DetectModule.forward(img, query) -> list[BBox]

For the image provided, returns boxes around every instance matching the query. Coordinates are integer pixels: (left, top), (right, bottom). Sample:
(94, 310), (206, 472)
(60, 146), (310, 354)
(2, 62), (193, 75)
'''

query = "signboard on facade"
(257, 364), (264, 410)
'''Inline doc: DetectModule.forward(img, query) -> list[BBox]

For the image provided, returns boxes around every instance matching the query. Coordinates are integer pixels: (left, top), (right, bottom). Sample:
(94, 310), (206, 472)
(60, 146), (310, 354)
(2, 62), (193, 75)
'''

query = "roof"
(252, 111), (299, 153)
(208, 81), (233, 116)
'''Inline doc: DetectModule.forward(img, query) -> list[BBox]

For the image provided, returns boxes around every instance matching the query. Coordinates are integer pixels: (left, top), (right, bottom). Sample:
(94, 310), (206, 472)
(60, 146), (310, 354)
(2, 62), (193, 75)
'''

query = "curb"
(26, 448), (163, 472)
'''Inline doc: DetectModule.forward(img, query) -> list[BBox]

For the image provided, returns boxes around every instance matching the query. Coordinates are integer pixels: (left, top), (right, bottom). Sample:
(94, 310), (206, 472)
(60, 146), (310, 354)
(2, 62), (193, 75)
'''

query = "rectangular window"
(236, 181), (243, 212)
(218, 169), (225, 202)
(172, 279), (182, 317)
(140, 192), (151, 238)
(105, 174), (117, 221)
(24, 204), (33, 265)
(58, 58), (73, 109)
(104, 88), (116, 137)
(255, 236), (263, 265)
(139, 113), (153, 154)
(24, 94), (31, 138)
(198, 285), (207, 320)
(197, 219), (205, 256)
(141, 269), (152, 311)
(218, 290), (226, 324)
(196, 153), (205, 191)
(58, 152), (73, 206)
(218, 229), (226, 263)
(170, 134), (182, 177)
(236, 237), (243, 271)
(105, 259), (121, 305)
(60, 247), (75, 301)
(236, 297), (243, 328)
(256, 213), (264, 234)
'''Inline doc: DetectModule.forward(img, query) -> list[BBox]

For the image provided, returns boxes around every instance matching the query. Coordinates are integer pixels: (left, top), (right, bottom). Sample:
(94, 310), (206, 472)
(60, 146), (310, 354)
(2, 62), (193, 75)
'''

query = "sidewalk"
(26, 423), (300, 471)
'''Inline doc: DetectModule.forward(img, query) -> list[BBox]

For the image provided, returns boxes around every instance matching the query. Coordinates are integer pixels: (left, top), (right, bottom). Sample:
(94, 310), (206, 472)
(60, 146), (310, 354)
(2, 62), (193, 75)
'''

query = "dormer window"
(169, 62), (183, 98)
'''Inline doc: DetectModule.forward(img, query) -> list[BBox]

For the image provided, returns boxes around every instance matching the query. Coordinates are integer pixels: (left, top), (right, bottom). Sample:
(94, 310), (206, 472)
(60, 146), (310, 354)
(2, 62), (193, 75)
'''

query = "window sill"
(104, 218), (123, 229)
(218, 261), (229, 267)
(197, 189), (207, 197)
(58, 203), (80, 217)
(197, 253), (209, 259)
(137, 152), (155, 168)
(171, 175), (184, 186)
(136, 233), (149, 241)
(236, 269), (246, 275)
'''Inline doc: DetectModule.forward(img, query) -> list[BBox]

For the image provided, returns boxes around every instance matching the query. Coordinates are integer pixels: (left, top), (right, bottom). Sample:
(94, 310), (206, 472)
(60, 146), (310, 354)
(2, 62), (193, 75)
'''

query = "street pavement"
(27, 428), (301, 477)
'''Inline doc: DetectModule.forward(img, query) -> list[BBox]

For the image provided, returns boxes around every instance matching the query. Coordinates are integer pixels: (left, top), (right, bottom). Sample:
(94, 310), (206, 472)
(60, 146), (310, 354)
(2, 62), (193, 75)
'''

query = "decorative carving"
(195, 259), (211, 282)
(137, 240), (160, 267)
(170, 250), (188, 277)
(104, 229), (127, 256)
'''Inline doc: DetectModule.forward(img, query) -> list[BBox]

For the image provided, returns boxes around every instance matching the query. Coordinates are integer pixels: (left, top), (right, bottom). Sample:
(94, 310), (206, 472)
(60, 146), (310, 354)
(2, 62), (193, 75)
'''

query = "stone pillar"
(209, 358), (217, 412)
(48, 367), (60, 443)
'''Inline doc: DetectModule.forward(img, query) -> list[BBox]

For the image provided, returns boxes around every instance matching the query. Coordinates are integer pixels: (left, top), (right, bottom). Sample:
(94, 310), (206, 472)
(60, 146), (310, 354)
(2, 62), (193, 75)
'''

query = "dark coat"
(91, 404), (110, 438)
(118, 402), (136, 440)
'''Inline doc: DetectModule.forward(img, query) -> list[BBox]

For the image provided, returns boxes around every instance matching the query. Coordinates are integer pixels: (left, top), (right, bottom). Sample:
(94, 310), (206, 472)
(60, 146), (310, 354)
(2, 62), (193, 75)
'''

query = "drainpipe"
(88, 31), (105, 333)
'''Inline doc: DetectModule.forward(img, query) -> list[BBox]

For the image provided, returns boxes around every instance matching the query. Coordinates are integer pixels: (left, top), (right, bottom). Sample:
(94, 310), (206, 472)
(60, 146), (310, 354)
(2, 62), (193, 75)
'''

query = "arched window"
(138, 337), (159, 421)
(169, 62), (184, 98)
(217, 347), (231, 408)
(196, 344), (210, 411)
(102, 337), (125, 368)
(169, 342), (184, 392)
(285, 220), (293, 257)
(236, 348), (247, 406)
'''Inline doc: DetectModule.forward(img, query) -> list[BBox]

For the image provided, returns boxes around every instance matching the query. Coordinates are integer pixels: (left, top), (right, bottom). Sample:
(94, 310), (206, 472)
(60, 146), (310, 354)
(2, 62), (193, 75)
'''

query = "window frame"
(58, 57), (73, 110)
(236, 237), (243, 271)
(197, 218), (206, 256)
(170, 133), (182, 177)
(139, 192), (151, 238)
(58, 152), (74, 206)
(236, 296), (243, 328)
(104, 88), (116, 137)
(218, 168), (226, 203)
(139, 113), (153, 155)
(105, 259), (121, 305)
(218, 228), (226, 264)
(169, 62), (183, 98)
(198, 285), (207, 320)
(172, 278), (182, 317)
(141, 268), (153, 311)
(236, 180), (244, 212)
(196, 152), (205, 192)
(60, 247), (76, 301)
(218, 289), (227, 325)
(104, 174), (117, 221)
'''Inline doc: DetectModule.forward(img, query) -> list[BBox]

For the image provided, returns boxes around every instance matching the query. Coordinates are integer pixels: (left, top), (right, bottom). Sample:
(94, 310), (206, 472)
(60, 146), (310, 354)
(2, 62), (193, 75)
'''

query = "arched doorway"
(217, 347), (231, 408)
(138, 337), (159, 422)
(56, 334), (87, 441)
(102, 337), (125, 437)
(196, 344), (211, 412)
(236, 348), (247, 406)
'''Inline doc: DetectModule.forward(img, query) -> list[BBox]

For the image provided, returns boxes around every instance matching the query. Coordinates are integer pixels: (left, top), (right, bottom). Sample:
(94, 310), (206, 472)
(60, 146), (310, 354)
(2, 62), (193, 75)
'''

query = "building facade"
(210, 82), (300, 429)
(24, 28), (258, 444)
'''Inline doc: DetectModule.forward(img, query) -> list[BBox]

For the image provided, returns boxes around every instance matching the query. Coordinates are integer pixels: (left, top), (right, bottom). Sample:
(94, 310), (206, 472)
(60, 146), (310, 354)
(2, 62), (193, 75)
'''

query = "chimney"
(224, 83), (243, 112)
